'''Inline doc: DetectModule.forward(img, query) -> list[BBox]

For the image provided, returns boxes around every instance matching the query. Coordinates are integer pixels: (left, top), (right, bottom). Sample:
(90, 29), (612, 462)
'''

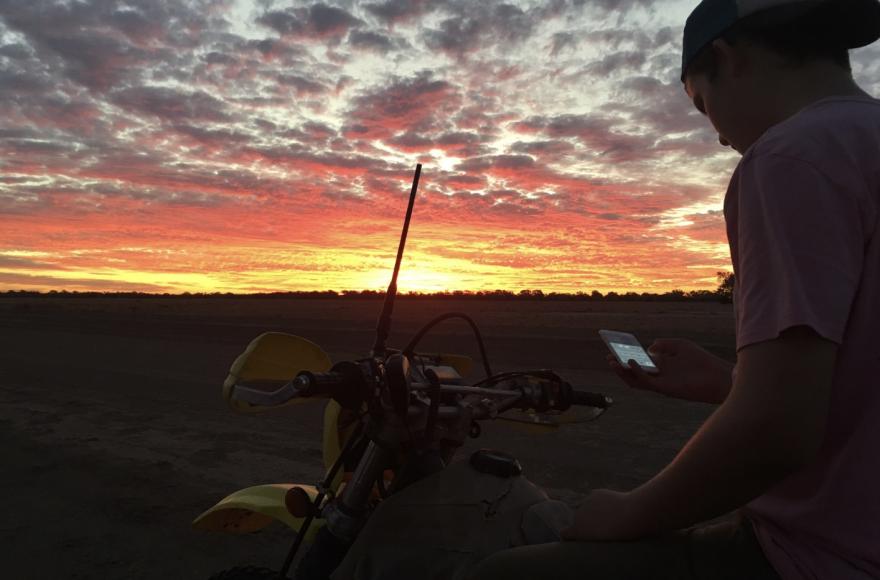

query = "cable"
(472, 370), (532, 388)
(402, 312), (493, 378)
(423, 368), (442, 443)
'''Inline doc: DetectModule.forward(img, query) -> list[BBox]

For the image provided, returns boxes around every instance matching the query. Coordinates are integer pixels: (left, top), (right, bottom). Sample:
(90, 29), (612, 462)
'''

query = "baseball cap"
(681, 0), (880, 81)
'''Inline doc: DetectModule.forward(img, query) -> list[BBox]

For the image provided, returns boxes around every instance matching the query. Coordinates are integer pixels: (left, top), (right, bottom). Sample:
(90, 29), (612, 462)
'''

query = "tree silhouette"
(716, 271), (735, 303)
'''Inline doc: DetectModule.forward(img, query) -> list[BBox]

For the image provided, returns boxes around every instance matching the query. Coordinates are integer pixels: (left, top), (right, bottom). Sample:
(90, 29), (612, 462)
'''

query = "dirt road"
(0, 297), (734, 579)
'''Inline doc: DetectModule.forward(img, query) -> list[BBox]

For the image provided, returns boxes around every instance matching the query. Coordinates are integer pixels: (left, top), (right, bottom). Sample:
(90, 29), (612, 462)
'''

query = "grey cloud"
(654, 26), (676, 48)
(302, 121), (337, 140)
(511, 140), (576, 156)
(387, 132), (432, 149)
(436, 172), (487, 189)
(202, 51), (238, 65)
(364, 0), (438, 23)
(452, 104), (507, 136)
(348, 29), (396, 52)
(616, 75), (706, 136)
(0, 68), (52, 96)
(574, 0), (653, 14)
(47, 35), (151, 90)
(423, 3), (535, 56)
(364, 0), (566, 29)
(621, 75), (666, 96)
(270, 121), (336, 145)
(107, 6), (162, 43)
(435, 131), (489, 156)
(277, 74), (329, 96)
(2, 94), (117, 144)
(111, 86), (229, 123)
(514, 113), (645, 162)
(309, 4), (362, 35)
(387, 130), (487, 157)
(550, 32), (578, 55)
(0, 139), (74, 155)
(246, 37), (308, 60)
(257, 3), (362, 40)
(583, 51), (647, 77)
(245, 144), (390, 175)
(586, 28), (655, 51)
(0, 0), (205, 91)
(0, 42), (30, 59)
(343, 72), (460, 139)
(172, 124), (252, 147)
(458, 154), (536, 171)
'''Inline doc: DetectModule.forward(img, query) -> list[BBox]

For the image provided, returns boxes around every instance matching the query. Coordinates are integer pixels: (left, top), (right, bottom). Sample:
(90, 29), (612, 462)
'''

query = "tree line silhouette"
(4, 273), (735, 303)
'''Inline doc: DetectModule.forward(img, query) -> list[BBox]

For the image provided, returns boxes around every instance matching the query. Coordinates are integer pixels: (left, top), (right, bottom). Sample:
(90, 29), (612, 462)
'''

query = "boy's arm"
(562, 325), (836, 541)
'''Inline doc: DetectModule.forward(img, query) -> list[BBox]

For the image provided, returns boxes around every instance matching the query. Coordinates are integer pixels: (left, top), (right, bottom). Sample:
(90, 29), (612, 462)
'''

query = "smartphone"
(598, 329), (659, 374)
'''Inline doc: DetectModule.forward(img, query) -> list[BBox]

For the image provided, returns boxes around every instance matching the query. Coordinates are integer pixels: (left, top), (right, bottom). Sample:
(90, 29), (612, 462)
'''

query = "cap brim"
(840, 0), (880, 48)
(681, 0), (880, 81)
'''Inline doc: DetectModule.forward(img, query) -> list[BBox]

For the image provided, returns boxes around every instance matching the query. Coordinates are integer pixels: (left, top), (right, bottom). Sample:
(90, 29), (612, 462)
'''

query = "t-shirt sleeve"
(734, 153), (865, 350)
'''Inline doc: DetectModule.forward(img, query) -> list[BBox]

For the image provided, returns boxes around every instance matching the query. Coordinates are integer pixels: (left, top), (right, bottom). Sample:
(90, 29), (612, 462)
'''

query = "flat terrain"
(0, 296), (734, 579)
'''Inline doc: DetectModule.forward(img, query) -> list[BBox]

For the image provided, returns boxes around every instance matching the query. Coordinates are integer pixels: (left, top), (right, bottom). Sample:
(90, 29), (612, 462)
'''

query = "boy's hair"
(688, 3), (852, 80)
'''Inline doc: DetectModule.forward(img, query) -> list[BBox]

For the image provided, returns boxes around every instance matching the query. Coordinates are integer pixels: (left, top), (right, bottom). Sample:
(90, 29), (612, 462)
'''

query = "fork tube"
(278, 424), (364, 578)
(341, 441), (391, 512)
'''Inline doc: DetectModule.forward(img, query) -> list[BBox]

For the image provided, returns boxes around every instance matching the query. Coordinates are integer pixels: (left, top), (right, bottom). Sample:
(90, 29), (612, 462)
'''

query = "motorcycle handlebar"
(230, 370), (355, 408)
(410, 381), (613, 411)
(294, 371), (346, 397)
(237, 371), (613, 413)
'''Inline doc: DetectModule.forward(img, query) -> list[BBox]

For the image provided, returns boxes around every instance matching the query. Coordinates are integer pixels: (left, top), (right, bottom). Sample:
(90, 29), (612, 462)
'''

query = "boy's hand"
(608, 338), (733, 404)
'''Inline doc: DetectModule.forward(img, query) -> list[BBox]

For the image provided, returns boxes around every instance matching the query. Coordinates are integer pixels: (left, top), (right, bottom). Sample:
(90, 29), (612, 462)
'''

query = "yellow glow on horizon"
(358, 266), (466, 293)
(1, 235), (729, 296)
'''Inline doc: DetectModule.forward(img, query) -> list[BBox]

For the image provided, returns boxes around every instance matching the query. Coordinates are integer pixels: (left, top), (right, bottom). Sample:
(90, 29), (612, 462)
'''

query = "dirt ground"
(0, 296), (735, 579)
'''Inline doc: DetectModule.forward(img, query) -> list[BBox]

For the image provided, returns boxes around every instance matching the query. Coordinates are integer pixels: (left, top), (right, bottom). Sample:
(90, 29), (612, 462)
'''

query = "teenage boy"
(471, 0), (880, 578)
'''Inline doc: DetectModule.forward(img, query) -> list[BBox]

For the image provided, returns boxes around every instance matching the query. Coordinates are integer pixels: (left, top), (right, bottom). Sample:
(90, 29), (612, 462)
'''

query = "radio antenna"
(371, 163), (422, 358)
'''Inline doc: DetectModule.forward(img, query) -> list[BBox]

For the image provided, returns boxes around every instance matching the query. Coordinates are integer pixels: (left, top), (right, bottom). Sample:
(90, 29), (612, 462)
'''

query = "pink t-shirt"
(725, 96), (880, 579)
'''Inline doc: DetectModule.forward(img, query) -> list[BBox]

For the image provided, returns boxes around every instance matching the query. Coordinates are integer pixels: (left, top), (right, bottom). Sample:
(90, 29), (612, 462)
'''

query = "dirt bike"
(193, 165), (614, 580)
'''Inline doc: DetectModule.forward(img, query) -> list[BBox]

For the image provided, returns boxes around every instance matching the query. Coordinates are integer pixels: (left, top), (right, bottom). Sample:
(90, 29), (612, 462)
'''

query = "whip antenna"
(371, 163), (422, 358)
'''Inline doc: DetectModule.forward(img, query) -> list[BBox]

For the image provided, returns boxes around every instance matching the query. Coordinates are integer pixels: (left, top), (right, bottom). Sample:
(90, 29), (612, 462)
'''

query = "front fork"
(325, 441), (393, 541)
(283, 437), (394, 580)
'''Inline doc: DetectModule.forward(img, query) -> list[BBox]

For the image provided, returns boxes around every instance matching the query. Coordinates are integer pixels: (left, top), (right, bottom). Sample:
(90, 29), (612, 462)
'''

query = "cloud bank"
(2, 0), (869, 293)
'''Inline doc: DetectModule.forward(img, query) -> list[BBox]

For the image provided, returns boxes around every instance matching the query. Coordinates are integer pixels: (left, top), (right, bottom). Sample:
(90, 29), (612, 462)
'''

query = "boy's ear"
(711, 38), (749, 78)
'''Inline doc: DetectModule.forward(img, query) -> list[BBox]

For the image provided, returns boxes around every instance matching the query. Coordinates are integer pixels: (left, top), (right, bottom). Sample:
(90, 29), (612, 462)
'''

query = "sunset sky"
(2, 0), (879, 294)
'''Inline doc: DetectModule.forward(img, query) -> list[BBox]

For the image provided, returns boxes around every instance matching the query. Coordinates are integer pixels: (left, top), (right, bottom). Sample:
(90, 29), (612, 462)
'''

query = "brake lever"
(231, 380), (300, 406)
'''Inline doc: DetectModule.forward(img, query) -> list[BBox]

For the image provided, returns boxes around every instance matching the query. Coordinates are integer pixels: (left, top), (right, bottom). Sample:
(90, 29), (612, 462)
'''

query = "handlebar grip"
(571, 390), (613, 408)
(295, 371), (346, 397)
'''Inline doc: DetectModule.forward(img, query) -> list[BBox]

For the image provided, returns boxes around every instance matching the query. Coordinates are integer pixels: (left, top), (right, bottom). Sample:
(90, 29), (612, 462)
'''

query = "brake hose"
(402, 312), (493, 378)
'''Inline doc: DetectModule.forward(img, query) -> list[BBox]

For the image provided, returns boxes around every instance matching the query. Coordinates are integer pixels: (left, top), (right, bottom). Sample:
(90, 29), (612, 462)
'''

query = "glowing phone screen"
(610, 342), (657, 370)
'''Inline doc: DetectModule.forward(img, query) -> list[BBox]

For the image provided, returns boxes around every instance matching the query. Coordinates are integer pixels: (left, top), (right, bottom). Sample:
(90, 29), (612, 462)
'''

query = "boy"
(472, 1), (880, 578)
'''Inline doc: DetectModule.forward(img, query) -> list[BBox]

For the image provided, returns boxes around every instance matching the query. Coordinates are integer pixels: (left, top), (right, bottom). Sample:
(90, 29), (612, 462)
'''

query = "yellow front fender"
(192, 483), (323, 542)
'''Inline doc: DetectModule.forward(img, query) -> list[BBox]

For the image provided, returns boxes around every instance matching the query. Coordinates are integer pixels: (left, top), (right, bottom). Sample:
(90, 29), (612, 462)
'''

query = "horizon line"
(2, 287), (731, 300)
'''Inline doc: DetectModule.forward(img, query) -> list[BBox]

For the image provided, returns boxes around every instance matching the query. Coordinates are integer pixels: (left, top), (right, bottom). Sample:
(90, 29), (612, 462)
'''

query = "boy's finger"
(607, 355), (629, 372)
(627, 359), (659, 384)
(648, 339), (678, 356)
(608, 360), (644, 389)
